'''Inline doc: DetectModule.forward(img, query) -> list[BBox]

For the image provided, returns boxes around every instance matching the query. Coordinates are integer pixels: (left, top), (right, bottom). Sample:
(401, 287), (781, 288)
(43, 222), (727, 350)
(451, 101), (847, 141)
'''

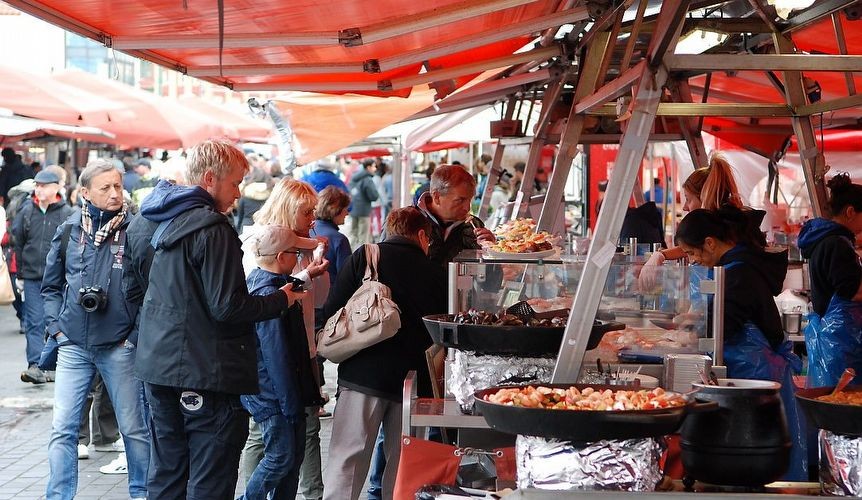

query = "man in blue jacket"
(41, 160), (149, 500)
(123, 140), (299, 500)
(347, 159), (379, 249)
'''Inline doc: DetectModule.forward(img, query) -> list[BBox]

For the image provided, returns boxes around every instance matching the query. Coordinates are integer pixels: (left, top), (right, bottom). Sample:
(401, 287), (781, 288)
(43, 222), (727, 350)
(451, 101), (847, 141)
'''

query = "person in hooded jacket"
(12, 169), (73, 384)
(797, 173), (862, 387)
(122, 140), (298, 500)
(675, 208), (806, 481)
(347, 159), (379, 249)
(41, 160), (150, 500)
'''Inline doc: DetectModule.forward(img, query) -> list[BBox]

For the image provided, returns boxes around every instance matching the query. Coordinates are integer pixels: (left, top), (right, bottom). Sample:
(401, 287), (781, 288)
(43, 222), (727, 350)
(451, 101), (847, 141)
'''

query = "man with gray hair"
(41, 159), (150, 499)
(123, 139), (299, 499)
(414, 164), (495, 267)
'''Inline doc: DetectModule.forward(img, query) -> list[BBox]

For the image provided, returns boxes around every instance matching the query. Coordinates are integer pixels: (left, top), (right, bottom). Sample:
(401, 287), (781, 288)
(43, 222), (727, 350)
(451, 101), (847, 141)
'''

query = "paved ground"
(0, 303), (343, 499)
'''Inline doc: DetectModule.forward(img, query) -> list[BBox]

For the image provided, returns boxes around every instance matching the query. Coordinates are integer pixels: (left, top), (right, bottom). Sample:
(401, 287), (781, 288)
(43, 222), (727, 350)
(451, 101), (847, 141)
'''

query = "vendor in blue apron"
(676, 208), (806, 481)
(797, 173), (862, 388)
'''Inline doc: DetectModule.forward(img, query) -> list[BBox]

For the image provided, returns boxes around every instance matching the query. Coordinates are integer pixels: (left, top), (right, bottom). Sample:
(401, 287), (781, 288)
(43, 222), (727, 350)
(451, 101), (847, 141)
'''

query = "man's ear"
(202, 169), (215, 188)
(703, 236), (716, 252)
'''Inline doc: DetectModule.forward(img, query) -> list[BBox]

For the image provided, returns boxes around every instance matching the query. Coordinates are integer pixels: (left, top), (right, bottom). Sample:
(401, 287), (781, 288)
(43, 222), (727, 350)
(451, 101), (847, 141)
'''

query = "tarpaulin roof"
(177, 96), (272, 144)
(0, 114), (117, 145)
(52, 70), (235, 149)
(5, 0), (577, 98)
(0, 64), (132, 126)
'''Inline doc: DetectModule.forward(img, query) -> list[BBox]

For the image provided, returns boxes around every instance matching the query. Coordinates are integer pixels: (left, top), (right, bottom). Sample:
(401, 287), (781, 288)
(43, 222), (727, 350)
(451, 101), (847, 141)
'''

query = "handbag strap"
(362, 244), (380, 282)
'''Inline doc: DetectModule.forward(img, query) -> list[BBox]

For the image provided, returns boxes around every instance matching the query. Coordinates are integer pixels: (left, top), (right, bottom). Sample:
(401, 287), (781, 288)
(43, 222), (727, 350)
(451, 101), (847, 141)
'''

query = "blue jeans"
(47, 340), (149, 500)
(367, 426), (385, 500)
(243, 413), (306, 500)
(22, 279), (46, 365)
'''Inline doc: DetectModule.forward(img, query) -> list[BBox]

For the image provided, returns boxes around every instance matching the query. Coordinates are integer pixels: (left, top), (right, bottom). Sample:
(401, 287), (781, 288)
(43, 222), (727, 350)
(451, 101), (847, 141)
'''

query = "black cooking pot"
(680, 379), (790, 486)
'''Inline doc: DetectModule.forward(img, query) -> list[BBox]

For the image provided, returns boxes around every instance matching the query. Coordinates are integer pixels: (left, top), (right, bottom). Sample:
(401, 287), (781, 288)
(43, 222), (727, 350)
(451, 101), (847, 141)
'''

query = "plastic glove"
(672, 312), (701, 332)
(637, 251), (665, 292)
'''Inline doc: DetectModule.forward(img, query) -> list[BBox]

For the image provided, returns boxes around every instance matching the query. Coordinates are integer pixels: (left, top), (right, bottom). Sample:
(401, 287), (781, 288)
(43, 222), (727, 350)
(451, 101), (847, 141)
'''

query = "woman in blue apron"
(676, 208), (806, 481)
(797, 173), (862, 388)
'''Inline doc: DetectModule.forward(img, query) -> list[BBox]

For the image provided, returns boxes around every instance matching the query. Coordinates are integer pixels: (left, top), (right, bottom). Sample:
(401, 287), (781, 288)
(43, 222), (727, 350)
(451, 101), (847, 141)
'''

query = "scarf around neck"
(81, 199), (127, 246)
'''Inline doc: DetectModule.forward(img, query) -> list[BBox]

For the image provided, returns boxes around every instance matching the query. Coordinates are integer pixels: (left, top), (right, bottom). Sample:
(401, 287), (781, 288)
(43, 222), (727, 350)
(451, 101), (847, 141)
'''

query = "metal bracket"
(363, 59), (381, 73)
(102, 34), (112, 48)
(377, 79), (393, 91)
(339, 27), (363, 47)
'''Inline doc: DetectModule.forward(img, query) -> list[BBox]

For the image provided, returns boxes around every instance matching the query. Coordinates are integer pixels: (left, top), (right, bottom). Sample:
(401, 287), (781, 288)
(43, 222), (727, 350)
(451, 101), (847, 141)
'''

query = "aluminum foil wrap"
(446, 350), (555, 412)
(820, 430), (862, 496)
(516, 435), (663, 491)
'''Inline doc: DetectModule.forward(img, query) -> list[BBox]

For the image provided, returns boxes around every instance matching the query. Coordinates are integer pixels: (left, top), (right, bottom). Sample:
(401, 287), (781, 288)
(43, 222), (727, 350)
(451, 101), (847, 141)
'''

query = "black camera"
(286, 276), (305, 292)
(78, 286), (108, 313)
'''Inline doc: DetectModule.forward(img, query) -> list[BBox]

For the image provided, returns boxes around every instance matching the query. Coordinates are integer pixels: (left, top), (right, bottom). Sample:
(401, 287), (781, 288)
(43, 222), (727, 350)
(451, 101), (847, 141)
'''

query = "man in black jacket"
(12, 169), (73, 383)
(414, 164), (495, 267)
(321, 207), (446, 500)
(123, 140), (298, 500)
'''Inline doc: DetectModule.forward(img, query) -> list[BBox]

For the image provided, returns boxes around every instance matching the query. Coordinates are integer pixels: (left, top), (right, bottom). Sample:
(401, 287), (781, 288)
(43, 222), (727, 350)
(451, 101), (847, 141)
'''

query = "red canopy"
(0, 64), (131, 126)
(414, 141), (470, 153)
(177, 96), (272, 143)
(53, 70), (230, 149)
(5, 0), (569, 98)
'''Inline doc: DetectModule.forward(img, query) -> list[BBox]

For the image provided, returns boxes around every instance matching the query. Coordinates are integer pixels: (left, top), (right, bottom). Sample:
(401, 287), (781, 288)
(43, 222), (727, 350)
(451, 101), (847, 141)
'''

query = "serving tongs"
(505, 301), (569, 321)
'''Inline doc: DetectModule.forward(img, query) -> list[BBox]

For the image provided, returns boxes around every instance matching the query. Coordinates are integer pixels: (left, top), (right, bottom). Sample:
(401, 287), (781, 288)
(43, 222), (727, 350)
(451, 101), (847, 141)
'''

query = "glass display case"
(447, 249), (722, 376)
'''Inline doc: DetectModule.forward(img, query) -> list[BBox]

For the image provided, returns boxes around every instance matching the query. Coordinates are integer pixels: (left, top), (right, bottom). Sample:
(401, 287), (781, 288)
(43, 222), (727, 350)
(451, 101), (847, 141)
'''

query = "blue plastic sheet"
(804, 294), (862, 387)
(725, 322), (807, 481)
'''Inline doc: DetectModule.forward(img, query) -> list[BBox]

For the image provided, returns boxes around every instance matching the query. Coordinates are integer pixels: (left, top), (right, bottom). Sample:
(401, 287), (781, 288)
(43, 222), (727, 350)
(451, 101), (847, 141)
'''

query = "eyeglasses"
(255, 249), (303, 257)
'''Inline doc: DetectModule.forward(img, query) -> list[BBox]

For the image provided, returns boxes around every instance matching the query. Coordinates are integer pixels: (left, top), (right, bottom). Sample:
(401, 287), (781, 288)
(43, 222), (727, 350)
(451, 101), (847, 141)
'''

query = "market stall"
(12, 0), (862, 497)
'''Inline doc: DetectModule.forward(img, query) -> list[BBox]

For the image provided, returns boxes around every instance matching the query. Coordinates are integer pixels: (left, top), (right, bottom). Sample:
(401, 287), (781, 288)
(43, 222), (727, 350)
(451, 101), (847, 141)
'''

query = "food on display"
(452, 309), (566, 328)
(527, 296), (573, 313)
(595, 327), (698, 353)
(484, 385), (687, 411)
(816, 391), (862, 406)
(488, 218), (556, 253)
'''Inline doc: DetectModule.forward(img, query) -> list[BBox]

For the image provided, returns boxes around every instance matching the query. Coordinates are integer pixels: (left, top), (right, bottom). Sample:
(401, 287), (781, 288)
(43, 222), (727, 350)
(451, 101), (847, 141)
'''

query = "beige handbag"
(317, 244), (401, 363)
(0, 252), (15, 305)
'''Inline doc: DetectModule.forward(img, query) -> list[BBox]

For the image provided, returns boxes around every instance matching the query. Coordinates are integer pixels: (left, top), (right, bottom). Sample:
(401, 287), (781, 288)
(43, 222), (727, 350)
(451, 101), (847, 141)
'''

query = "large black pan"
(422, 314), (624, 356)
(795, 385), (862, 437)
(473, 383), (717, 442)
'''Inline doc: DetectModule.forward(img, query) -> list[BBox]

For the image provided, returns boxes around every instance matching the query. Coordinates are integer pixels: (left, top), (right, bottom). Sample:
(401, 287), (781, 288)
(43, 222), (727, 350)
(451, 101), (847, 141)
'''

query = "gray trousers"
(240, 406), (323, 500)
(322, 387), (402, 500)
(347, 216), (371, 250)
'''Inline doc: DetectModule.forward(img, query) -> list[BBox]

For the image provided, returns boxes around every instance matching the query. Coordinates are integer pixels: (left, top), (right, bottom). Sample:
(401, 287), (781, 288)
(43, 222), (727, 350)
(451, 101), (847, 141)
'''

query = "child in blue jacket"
(240, 225), (320, 500)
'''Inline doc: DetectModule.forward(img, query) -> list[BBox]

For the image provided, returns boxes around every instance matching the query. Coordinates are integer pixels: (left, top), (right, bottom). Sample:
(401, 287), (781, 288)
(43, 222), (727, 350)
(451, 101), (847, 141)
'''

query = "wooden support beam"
(670, 79), (710, 170)
(477, 97), (518, 220)
(782, 0), (861, 34)
(552, 0), (689, 383)
(666, 53), (862, 72)
(796, 92), (862, 116)
(620, 0), (648, 72)
(574, 60), (646, 114)
(832, 12), (857, 96)
(537, 30), (613, 232)
(512, 76), (566, 217)
(774, 34), (829, 217)
(587, 102), (794, 116)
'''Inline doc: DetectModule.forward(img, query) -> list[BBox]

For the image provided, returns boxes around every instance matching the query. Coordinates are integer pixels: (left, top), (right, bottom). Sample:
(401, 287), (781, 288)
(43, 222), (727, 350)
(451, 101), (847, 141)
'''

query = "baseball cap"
(34, 170), (61, 184)
(248, 225), (319, 257)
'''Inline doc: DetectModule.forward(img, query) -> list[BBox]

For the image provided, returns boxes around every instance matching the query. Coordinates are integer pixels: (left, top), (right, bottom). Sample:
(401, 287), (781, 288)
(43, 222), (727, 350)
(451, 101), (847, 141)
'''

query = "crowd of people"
(3, 139), (862, 496)
(0, 140), (495, 500)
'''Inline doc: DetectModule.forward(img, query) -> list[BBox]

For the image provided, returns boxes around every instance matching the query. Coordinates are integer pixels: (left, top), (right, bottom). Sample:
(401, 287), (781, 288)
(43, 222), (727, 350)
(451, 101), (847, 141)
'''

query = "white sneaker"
(94, 438), (125, 453)
(77, 444), (89, 460)
(99, 453), (127, 474)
